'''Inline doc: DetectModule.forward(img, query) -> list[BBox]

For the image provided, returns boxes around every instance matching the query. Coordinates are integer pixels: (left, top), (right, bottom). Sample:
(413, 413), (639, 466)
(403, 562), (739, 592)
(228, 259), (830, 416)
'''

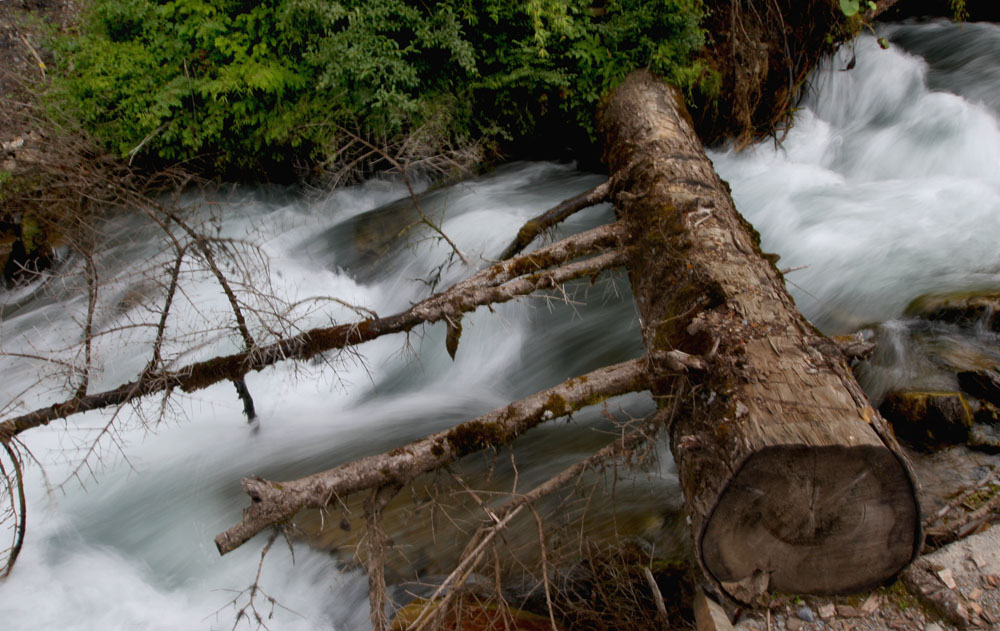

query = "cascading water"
(1, 19), (999, 630)
(708, 21), (1000, 402)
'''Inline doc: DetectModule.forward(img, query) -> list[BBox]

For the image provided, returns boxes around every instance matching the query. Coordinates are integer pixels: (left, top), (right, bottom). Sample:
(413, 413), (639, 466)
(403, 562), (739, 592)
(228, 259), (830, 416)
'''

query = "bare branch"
(75, 250), (99, 398)
(0, 441), (26, 578)
(146, 245), (188, 372)
(499, 181), (611, 260)
(214, 356), (655, 555)
(364, 485), (402, 631)
(1, 245), (625, 442)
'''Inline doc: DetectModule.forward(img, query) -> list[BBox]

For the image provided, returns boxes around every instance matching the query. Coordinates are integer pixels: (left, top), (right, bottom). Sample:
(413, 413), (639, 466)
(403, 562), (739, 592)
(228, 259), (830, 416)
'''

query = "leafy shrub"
(50, 0), (715, 177)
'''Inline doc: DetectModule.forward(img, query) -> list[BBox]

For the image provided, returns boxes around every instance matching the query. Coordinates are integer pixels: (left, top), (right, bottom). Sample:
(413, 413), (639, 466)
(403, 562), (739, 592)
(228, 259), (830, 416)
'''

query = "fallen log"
(599, 70), (922, 601)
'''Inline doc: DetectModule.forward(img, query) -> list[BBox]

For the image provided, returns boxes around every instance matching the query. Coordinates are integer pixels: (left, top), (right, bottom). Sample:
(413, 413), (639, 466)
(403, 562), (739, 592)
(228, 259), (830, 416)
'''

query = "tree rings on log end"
(700, 445), (920, 600)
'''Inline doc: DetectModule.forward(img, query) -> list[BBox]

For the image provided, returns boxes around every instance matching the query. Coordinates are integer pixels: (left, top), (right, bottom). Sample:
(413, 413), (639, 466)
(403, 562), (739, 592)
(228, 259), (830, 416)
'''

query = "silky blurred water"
(2, 19), (999, 631)
(709, 22), (1000, 334)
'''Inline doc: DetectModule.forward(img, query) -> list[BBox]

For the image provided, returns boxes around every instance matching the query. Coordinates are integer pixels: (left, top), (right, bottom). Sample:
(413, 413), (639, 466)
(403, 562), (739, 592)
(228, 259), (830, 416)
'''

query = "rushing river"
(2, 19), (1000, 631)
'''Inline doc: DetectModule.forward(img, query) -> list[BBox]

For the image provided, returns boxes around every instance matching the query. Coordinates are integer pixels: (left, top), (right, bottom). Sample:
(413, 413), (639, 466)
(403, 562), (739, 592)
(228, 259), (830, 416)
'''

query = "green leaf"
(839, 0), (860, 16)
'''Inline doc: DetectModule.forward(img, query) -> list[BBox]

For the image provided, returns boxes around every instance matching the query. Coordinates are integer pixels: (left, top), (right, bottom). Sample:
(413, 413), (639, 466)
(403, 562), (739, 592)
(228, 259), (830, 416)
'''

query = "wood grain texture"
(599, 70), (921, 601)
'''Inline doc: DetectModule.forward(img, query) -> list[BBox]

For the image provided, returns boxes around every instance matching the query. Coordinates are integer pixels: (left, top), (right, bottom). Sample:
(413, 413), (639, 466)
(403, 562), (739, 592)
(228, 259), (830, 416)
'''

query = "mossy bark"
(599, 70), (922, 602)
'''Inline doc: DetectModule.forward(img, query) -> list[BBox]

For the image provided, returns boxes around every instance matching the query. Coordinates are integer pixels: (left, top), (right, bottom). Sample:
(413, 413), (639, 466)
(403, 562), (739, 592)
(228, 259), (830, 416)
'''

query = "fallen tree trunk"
(599, 70), (922, 601)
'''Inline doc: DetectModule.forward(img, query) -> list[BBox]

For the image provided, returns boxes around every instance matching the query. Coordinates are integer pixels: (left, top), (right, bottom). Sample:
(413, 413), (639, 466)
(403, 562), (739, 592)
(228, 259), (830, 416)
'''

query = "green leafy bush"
(51, 0), (715, 177)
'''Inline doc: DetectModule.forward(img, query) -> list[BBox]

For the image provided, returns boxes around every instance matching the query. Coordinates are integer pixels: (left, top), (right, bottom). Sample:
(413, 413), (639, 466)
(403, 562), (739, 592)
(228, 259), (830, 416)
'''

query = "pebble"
(796, 606), (815, 622)
(924, 623), (943, 631)
(787, 617), (803, 631)
(837, 604), (865, 618)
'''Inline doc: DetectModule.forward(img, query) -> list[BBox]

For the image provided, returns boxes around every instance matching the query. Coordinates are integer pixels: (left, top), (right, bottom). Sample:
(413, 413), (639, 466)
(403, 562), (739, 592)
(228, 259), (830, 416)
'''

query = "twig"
(642, 566), (668, 621)
(18, 34), (45, 79)
(364, 485), (402, 631)
(925, 463), (1000, 528)
(530, 505), (560, 631)
(0, 442), (26, 578)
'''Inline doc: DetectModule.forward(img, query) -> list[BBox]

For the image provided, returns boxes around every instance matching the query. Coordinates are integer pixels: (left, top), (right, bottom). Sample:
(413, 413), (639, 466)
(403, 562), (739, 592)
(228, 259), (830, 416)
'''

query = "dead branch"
(499, 181), (611, 260)
(365, 485), (403, 631)
(75, 250), (98, 398)
(458, 223), (623, 291)
(1, 240), (625, 443)
(146, 245), (188, 372)
(213, 355), (695, 555)
(0, 441), (26, 578)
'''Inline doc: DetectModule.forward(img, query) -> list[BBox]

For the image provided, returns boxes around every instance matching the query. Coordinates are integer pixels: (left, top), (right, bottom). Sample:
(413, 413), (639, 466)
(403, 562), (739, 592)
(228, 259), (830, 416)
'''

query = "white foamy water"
(709, 23), (1000, 333)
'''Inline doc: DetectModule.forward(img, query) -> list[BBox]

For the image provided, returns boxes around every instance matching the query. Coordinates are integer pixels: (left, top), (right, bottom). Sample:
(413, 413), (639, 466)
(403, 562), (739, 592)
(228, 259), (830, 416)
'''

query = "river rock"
(919, 333), (1000, 374)
(879, 391), (973, 450)
(968, 424), (1000, 453)
(958, 369), (1000, 407)
(974, 400), (1000, 425)
(796, 605), (814, 622)
(906, 292), (1000, 332)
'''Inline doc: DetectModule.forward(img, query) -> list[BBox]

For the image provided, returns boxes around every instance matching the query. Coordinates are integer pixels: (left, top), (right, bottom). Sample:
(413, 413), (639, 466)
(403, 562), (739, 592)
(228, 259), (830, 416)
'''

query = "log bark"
(599, 70), (922, 601)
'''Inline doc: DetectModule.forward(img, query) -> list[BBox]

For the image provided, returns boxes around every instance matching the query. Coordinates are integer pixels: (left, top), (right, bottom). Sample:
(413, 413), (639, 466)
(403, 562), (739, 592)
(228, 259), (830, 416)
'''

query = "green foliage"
(949, 0), (969, 21)
(837, 0), (876, 18)
(50, 0), (713, 177)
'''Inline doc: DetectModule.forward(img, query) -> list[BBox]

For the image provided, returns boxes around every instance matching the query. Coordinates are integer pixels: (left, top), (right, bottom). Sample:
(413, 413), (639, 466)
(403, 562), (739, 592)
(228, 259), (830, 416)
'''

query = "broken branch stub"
(599, 70), (922, 601)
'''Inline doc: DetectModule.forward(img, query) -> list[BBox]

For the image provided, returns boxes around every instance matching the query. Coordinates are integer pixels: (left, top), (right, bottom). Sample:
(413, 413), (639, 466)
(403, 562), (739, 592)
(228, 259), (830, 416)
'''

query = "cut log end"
(701, 445), (920, 598)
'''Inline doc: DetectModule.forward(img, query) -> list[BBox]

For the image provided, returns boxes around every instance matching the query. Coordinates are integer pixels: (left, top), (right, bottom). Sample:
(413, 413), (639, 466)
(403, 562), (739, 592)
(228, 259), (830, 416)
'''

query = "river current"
(2, 20), (999, 631)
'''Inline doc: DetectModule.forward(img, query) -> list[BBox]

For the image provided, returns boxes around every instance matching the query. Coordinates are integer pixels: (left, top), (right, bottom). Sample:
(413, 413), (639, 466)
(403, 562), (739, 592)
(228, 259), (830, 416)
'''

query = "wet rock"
(906, 292), (1000, 332)
(880, 391), (973, 450)
(958, 369), (1000, 407)
(920, 333), (1000, 374)
(973, 400), (1000, 425)
(968, 424), (1000, 454)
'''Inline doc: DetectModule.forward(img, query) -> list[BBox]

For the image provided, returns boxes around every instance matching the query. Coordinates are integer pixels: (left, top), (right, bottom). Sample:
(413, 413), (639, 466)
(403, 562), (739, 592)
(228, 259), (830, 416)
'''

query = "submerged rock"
(879, 391), (973, 451)
(958, 369), (1000, 407)
(968, 424), (1000, 454)
(974, 400), (1000, 426)
(906, 291), (1000, 332)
